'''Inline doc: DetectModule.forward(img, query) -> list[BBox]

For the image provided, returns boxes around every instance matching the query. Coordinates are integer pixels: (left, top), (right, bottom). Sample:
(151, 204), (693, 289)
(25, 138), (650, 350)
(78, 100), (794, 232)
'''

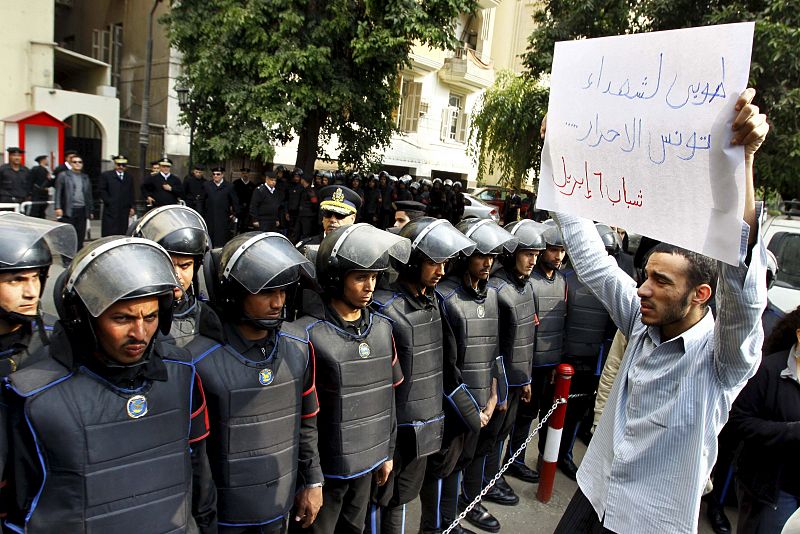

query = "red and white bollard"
(536, 363), (574, 504)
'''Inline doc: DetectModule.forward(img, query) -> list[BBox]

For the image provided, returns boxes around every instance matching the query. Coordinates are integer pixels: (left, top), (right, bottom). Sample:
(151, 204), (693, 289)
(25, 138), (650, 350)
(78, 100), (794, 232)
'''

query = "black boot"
(459, 498), (501, 533)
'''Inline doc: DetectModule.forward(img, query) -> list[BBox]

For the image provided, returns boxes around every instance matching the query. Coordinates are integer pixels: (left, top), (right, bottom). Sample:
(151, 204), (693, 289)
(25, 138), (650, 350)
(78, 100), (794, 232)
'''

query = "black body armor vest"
(490, 269), (537, 386)
(193, 321), (309, 527)
(436, 277), (499, 408)
(563, 269), (612, 373)
(296, 311), (395, 478)
(7, 353), (196, 533)
(529, 269), (567, 367)
(373, 289), (444, 458)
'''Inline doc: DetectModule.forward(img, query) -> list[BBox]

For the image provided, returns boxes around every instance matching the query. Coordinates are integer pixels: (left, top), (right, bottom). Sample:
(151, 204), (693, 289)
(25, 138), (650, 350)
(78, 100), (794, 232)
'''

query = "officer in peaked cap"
(292, 224), (408, 534)
(0, 147), (30, 204)
(295, 185), (362, 254)
(371, 218), (477, 533)
(141, 156), (183, 208)
(197, 232), (323, 532)
(3, 237), (216, 532)
(99, 155), (135, 236)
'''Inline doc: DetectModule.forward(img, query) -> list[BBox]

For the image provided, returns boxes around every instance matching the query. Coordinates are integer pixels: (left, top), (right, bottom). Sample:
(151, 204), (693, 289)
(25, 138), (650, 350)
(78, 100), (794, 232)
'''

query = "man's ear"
(693, 283), (713, 307)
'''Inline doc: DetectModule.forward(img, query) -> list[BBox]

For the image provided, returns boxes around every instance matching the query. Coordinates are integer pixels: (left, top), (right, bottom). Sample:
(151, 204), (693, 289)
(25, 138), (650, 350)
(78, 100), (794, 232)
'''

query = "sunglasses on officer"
(321, 210), (349, 220)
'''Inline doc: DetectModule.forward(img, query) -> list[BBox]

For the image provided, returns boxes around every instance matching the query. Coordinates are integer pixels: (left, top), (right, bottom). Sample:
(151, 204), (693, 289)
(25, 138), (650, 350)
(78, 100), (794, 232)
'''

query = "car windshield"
(768, 231), (800, 289)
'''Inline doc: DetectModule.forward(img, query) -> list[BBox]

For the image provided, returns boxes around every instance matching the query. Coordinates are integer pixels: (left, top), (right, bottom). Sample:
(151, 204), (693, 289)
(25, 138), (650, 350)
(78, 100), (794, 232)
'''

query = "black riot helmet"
(0, 212), (78, 323)
(541, 225), (565, 248)
(397, 217), (476, 283)
(57, 237), (180, 364)
(211, 232), (314, 329)
(595, 223), (621, 254)
(316, 223), (411, 297)
(501, 219), (546, 272)
(130, 205), (210, 295)
(456, 218), (518, 256)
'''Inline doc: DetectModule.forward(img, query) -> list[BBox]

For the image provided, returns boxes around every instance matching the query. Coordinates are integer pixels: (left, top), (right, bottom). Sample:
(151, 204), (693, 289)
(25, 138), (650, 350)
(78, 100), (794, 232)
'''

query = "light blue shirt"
(555, 208), (767, 533)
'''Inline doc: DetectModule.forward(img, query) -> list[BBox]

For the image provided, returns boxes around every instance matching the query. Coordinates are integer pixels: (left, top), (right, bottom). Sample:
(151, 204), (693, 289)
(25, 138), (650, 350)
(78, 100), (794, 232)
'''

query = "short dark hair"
(64, 150), (77, 157)
(644, 243), (718, 303)
(763, 306), (800, 355)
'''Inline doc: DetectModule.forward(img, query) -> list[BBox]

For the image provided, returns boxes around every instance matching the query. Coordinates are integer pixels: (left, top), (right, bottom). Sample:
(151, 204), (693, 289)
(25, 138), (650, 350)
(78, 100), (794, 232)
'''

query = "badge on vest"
(358, 342), (371, 359)
(126, 395), (148, 419)
(476, 304), (486, 318)
(258, 368), (274, 386)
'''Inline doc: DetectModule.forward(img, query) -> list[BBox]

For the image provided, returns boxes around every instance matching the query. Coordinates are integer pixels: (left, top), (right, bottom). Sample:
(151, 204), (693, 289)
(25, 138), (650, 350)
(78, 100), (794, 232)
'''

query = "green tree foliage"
(468, 71), (549, 189)
(523, 0), (800, 197)
(166, 0), (475, 169)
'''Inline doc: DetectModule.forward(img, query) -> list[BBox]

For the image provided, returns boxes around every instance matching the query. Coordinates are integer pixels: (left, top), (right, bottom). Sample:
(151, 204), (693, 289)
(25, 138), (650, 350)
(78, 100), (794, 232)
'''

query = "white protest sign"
(537, 22), (754, 265)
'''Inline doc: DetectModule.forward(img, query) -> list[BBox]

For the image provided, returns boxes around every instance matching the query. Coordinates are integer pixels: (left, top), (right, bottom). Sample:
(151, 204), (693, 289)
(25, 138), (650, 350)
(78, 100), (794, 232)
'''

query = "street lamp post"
(138, 0), (163, 182)
(176, 85), (194, 172)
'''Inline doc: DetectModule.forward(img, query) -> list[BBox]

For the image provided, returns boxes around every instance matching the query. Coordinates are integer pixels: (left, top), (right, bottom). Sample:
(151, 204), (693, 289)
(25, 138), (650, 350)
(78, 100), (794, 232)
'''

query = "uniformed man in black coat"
(141, 157), (183, 208)
(286, 169), (304, 240)
(295, 185), (361, 254)
(232, 168), (257, 233)
(99, 155), (135, 236)
(294, 174), (318, 241)
(2, 237), (217, 533)
(291, 224), (407, 534)
(27, 155), (53, 218)
(199, 232), (324, 533)
(203, 167), (239, 247)
(183, 164), (208, 216)
(0, 147), (30, 204)
(250, 172), (286, 233)
(371, 218), (477, 533)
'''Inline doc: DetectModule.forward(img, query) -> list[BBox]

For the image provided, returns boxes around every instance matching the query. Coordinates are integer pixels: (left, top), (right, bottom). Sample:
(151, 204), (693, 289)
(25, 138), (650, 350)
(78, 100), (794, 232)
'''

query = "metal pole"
(537, 363), (574, 504)
(188, 114), (194, 172)
(138, 0), (162, 181)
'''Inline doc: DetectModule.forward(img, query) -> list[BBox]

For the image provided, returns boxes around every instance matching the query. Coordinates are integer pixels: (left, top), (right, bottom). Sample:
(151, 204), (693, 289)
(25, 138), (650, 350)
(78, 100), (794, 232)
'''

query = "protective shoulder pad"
(7, 355), (71, 398)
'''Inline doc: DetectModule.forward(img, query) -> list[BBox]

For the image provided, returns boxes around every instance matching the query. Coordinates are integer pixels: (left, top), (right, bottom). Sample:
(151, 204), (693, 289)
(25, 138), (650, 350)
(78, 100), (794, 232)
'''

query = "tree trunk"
(295, 110), (325, 174)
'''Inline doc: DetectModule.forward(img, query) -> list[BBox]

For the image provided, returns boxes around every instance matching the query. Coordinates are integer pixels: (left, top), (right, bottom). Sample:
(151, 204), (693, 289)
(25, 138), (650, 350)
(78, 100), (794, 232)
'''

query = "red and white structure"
(536, 363), (574, 504)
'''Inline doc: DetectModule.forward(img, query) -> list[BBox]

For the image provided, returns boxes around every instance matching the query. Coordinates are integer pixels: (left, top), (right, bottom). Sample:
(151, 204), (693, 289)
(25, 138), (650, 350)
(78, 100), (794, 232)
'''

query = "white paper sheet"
(537, 22), (754, 265)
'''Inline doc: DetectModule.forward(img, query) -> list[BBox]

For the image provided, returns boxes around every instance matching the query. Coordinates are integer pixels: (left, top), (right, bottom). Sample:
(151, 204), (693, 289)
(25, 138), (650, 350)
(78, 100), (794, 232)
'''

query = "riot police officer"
(425, 219), (516, 534)
(0, 213), (77, 372)
(129, 205), (223, 348)
(371, 217), (476, 533)
(505, 224), (568, 483)
(197, 232), (323, 533)
(292, 224), (408, 534)
(3, 236), (216, 533)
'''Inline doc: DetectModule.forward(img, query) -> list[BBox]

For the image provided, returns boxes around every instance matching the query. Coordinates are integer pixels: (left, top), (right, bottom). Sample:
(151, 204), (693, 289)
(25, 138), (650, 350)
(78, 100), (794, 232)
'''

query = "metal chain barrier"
(442, 392), (593, 534)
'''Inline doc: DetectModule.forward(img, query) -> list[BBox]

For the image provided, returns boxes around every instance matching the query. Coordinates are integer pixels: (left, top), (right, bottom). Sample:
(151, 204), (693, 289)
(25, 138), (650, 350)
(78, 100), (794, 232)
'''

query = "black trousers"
(370, 439), (428, 534)
(61, 206), (88, 249)
(290, 474), (372, 534)
(221, 519), (286, 534)
(483, 388), (522, 485)
(507, 366), (552, 467)
(419, 424), (477, 534)
(554, 488), (617, 534)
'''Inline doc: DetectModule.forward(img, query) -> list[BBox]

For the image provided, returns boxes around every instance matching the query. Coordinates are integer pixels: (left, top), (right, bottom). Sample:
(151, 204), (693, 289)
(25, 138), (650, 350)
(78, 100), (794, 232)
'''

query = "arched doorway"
(64, 114), (103, 217)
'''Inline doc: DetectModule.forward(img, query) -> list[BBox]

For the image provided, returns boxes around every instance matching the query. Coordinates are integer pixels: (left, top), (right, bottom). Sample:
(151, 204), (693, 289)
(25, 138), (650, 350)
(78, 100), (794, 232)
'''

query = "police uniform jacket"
(141, 172), (184, 207)
(99, 169), (135, 236)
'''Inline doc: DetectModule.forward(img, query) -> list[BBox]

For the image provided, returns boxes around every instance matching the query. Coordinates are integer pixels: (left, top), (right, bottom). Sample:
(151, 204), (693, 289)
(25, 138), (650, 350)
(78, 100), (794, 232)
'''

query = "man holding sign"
(549, 84), (768, 532)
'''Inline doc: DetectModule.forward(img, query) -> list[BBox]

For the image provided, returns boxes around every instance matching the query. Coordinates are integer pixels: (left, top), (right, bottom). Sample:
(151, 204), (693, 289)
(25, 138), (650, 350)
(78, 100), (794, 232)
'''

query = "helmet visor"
(506, 220), (547, 250)
(465, 220), (518, 255)
(133, 205), (208, 245)
(0, 213), (78, 266)
(328, 224), (411, 270)
(225, 233), (315, 293)
(413, 220), (476, 263)
(68, 239), (180, 317)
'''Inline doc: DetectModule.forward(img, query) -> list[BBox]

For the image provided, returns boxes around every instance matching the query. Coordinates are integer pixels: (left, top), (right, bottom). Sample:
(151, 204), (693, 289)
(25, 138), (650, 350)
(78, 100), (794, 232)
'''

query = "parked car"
(470, 186), (535, 223)
(763, 200), (800, 313)
(462, 193), (500, 222)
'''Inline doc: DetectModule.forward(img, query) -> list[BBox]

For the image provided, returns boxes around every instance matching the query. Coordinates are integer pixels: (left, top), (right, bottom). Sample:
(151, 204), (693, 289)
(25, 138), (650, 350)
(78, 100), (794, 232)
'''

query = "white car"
(763, 201), (800, 313)
(462, 193), (500, 222)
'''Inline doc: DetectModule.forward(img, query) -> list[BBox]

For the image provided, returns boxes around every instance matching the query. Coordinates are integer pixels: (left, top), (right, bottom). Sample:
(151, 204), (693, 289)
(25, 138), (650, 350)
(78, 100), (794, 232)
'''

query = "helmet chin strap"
(0, 303), (38, 326)
(240, 309), (285, 330)
(95, 337), (156, 370)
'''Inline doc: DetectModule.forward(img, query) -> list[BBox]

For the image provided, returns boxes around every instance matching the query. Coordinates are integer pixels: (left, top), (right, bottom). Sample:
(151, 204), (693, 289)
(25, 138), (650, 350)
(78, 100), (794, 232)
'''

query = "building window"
(441, 93), (468, 143)
(92, 24), (123, 88)
(397, 79), (423, 133)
